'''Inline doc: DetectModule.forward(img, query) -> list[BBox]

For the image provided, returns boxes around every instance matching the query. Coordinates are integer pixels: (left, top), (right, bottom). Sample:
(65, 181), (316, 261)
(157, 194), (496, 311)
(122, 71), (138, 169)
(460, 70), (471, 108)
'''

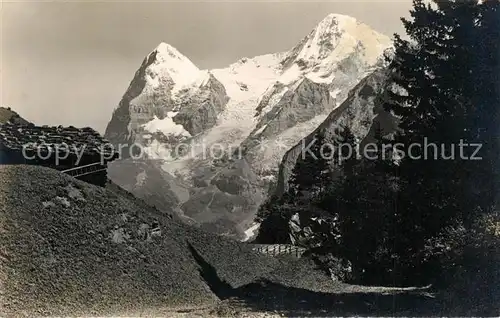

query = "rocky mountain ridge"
(104, 13), (393, 239)
(275, 67), (399, 197)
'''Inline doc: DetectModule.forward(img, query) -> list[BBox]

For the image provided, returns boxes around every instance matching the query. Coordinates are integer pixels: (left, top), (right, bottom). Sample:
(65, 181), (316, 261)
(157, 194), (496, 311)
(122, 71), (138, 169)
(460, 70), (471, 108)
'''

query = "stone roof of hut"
(0, 121), (118, 160)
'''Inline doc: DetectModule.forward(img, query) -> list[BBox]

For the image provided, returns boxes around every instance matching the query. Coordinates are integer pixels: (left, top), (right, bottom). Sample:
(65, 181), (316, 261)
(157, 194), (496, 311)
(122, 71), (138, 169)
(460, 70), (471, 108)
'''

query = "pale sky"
(1, 1), (413, 133)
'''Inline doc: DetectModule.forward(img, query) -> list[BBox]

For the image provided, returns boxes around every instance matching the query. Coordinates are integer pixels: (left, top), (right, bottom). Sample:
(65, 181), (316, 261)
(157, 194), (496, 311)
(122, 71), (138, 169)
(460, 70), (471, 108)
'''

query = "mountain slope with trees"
(256, 0), (500, 305)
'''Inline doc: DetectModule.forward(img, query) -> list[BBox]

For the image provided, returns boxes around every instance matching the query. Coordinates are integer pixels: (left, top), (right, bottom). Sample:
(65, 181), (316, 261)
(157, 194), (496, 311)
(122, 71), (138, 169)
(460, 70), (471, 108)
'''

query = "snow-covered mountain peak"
(280, 13), (392, 79)
(316, 13), (359, 33)
(152, 42), (194, 64)
(105, 13), (393, 239)
(142, 42), (203, 96)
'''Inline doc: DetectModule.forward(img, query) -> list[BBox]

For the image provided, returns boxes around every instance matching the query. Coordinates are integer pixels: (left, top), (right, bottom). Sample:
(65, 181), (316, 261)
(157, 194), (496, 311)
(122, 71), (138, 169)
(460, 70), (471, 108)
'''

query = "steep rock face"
(104, 49), (169, 147)
(240, 78), (337, 180)
(173, 73), (230, 136)
(104, 44), (229, 149)
(274, 68), (397, 196)
(252, 78), (335, 139)
(103, 14), (393, 239)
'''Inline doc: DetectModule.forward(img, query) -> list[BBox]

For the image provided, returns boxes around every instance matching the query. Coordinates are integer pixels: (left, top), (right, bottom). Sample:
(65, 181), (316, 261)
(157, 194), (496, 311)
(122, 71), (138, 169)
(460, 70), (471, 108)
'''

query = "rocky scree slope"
(0, 165), (277, 316)
(104, 14), (393, 239)
(1, 165), (411, 317)
(0, 165), (360, 317)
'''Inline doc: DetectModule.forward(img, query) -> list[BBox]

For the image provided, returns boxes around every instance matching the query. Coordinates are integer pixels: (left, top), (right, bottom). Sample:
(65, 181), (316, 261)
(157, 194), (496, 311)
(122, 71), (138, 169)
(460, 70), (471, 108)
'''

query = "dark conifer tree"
(382, 0), (499, 282)
(288, 131), (333, 197)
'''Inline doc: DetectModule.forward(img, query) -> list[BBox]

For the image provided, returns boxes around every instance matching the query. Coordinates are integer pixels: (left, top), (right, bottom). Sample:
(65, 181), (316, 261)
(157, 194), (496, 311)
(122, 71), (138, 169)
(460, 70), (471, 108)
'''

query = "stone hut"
(0, 121), (118, 187)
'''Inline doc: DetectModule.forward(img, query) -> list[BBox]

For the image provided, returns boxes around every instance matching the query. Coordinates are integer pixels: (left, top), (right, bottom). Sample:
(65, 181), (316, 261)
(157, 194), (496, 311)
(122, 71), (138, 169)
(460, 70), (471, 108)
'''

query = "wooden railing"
(250, 244), (306, 258)
(61, 162), (106, 178)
